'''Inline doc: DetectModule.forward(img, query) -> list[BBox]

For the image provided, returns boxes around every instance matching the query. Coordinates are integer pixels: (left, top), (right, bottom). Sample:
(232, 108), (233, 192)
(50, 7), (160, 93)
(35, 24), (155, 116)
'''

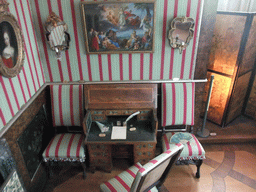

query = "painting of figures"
(81, 0), (156, 54)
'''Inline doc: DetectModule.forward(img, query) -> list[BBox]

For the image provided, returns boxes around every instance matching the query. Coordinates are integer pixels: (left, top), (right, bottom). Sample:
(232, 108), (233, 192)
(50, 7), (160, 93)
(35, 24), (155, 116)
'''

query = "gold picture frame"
(80, 0), (156, 54)
(0, 11), (25, 78)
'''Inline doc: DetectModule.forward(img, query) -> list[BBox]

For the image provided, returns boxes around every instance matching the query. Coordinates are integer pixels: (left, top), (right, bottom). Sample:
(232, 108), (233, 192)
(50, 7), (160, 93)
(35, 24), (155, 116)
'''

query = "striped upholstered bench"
(100, 144), (184, 192)
(42, 85), (86, 179)
(161, 82), (205, 178)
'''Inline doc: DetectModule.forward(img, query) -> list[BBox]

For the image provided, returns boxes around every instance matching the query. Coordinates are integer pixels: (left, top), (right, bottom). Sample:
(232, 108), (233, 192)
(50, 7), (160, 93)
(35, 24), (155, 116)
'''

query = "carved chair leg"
(194, 159), (203, 178)
(81, 162), (86, 179)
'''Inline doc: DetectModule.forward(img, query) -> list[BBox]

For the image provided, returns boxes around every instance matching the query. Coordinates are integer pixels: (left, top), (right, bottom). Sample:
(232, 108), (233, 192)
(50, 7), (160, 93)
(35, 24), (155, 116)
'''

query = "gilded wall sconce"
(168, 17), (194, 54)
(45, 12), (70, 60)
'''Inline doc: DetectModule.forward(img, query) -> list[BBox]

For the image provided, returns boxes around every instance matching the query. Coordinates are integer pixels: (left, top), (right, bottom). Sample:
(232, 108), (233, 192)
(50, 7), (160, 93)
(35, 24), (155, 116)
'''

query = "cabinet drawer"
(105, 110), (122, 115)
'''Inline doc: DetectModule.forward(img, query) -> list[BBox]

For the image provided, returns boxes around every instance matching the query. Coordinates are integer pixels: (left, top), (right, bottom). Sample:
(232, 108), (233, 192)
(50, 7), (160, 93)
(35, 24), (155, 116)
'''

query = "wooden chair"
(100, 144), (184, 192)
(42, 84), (86, 179)
(161, 82), (205, 178)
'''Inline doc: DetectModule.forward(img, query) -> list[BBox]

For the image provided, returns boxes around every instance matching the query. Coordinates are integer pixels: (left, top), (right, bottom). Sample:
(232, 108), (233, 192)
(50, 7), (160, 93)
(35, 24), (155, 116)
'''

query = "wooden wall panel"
(239, 15), (256, 75)
(245, 76), (256, 119)
(226, 72), (251, 124)
(2, 87), (52, 191)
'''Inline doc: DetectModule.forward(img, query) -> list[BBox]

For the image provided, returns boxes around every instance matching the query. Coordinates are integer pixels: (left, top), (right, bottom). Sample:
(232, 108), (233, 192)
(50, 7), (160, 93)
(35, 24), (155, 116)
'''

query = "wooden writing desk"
(83, 84), (158, 172)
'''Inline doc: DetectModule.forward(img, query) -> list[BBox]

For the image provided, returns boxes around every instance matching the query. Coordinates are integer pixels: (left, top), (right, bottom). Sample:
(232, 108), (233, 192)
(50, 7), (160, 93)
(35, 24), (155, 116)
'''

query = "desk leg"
(88, 144), (112, 173)
(133, 143), (156, 165)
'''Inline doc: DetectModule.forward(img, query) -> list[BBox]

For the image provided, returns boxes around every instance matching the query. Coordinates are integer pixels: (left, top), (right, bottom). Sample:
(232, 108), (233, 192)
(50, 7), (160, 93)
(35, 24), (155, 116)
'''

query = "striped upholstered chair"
(161, 82), (205, 178)
(100, 144), (184, 192)
(42, 84), (86, 179)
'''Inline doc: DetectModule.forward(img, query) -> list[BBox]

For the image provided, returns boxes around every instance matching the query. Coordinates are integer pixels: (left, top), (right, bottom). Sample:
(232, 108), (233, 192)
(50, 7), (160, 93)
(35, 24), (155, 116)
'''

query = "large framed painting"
(0, 11), (25, 78)
(80, 0), (156, 54)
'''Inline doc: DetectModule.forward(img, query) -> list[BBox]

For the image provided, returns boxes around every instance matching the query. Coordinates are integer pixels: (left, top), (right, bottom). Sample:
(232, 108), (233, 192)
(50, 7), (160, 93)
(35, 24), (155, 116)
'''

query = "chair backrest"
(161, 82), (195, 127)
(130, 144), (184, 192)
(50, 84), (84, 127)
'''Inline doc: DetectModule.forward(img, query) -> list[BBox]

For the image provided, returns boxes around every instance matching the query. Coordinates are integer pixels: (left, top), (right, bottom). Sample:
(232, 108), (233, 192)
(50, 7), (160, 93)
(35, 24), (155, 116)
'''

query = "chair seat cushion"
(162, 132), (205, 160)
(100, 162), (158, 192)
(42, 133), (85, 162)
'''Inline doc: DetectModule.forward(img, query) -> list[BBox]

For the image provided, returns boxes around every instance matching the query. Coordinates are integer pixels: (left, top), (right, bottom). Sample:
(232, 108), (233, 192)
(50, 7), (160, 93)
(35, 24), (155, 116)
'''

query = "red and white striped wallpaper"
(31, 0), (203, 82)
(0, 0), (203, 131)
(0, 0), (45, 130)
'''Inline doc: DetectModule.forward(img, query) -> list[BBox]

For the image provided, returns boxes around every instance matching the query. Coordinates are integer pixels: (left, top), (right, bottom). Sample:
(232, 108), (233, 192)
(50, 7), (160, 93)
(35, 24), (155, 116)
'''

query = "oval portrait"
(0, 21), (18, 68)
(0, 11), (24, 78)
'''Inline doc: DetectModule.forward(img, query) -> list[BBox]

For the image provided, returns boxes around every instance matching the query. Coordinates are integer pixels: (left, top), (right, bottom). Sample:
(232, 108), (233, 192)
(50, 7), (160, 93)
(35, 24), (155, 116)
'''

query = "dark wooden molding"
(1, 85), (51, 191)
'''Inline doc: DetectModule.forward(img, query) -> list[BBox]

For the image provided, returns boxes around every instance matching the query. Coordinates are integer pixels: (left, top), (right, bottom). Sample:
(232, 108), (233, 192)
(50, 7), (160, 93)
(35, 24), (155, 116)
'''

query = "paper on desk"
(111, 126), (127, 140)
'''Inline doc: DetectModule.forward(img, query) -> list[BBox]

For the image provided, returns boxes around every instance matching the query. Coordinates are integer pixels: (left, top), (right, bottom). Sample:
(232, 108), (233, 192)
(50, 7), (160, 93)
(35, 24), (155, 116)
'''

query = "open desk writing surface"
(83, 84), (158, 172)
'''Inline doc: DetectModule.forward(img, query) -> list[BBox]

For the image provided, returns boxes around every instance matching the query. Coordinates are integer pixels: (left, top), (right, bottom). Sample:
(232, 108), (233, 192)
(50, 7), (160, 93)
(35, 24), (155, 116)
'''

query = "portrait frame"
(0, 11), (25, 78)
(80, 0), (156, 54)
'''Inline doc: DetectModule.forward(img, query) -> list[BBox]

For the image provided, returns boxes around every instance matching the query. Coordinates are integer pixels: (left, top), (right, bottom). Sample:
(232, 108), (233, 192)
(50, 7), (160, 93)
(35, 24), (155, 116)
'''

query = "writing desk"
(83, 84), (158, 172)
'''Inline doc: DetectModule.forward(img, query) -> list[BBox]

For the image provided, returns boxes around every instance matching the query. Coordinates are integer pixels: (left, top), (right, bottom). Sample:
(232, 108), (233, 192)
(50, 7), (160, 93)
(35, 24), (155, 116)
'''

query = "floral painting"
(81, 1), (156, 54)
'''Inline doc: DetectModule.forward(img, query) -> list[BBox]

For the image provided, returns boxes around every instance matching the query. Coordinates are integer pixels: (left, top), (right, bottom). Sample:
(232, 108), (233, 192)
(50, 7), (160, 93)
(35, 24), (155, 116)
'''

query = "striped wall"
(30, 0), (203, 82)
(0, 0), (45, 131)
(0, 0), (204, 131)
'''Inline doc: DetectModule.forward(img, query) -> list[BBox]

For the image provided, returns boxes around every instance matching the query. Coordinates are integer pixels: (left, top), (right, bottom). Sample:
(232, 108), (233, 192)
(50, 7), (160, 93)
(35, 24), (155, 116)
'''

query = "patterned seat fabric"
(42, 133), (85, 162)
(162, 132), (205, 160)
(100, 144), (184, 192)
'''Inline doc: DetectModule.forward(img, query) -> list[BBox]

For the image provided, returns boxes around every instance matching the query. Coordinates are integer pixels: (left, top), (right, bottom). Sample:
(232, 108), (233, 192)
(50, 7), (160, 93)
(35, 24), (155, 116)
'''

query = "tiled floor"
(43, 142), (256, 192)
(43, 116), (256, 192)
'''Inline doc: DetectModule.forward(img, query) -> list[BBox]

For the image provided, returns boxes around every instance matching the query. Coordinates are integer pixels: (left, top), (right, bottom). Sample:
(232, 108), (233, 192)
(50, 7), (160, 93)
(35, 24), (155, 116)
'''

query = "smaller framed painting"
(80, 0), (156, 54)
(0, 11), (25, 78)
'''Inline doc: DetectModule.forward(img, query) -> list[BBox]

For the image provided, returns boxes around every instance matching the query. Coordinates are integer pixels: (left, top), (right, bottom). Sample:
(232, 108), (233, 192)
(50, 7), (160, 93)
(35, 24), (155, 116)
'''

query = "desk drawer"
(112, 144), (133, 158)
(91, 115), (106, 121)
(91, 110), (106, 121)
(122, 110), (137, 115)
(91, 110), (105, 115)
(105, 110), (122, 116)
(88, 144), (112, 172)
(134, 143), (156, 165)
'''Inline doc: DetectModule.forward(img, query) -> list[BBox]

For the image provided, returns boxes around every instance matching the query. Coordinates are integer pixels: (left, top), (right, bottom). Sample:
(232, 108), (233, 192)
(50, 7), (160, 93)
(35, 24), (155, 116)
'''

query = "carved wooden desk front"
(83, 84), (158, 172)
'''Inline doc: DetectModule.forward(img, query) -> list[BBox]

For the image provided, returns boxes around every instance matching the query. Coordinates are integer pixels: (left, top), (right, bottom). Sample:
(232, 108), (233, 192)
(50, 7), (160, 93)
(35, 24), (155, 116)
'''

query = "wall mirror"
(168, 17), (194, 54)
(45, 12), (70, 60)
